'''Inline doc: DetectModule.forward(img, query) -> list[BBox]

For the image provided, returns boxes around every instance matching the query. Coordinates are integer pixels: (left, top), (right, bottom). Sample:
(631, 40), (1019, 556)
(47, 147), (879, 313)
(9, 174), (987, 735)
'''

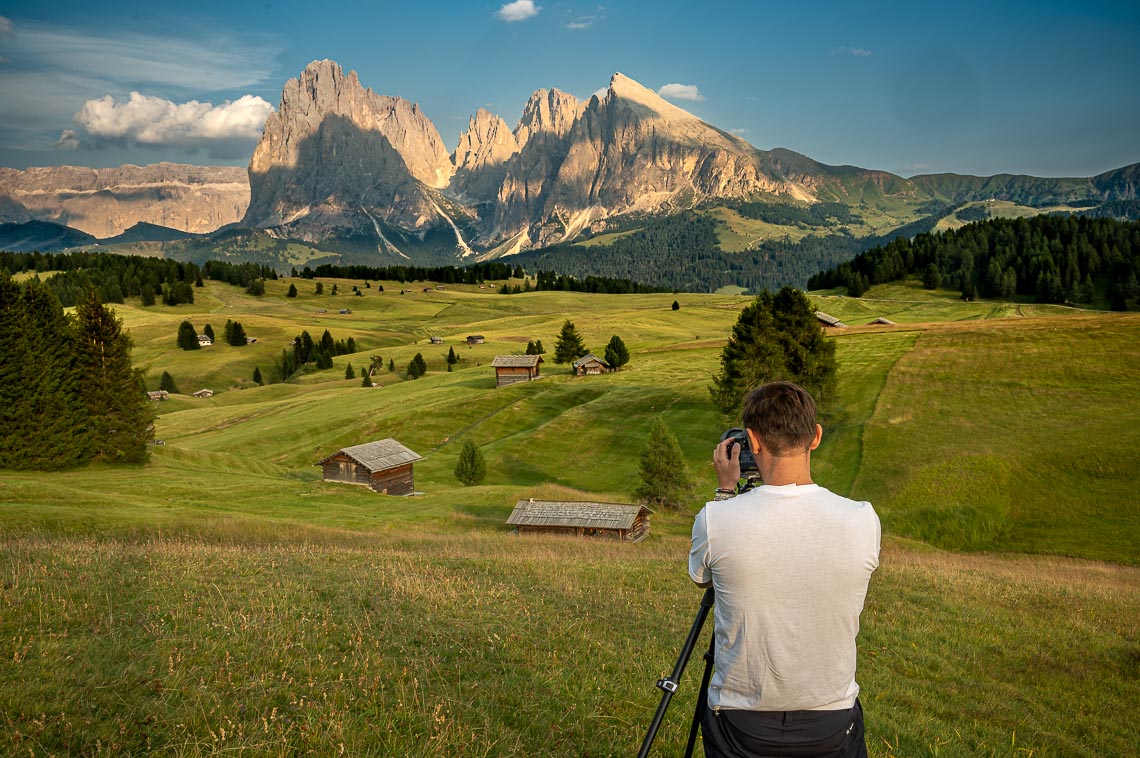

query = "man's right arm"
(689, 507), (713, 588)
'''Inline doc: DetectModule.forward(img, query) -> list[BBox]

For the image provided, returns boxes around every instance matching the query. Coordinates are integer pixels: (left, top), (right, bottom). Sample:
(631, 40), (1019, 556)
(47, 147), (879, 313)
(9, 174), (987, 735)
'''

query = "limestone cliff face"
(0, 164), (248, 238)
(450, 108), (519, 203)
(244, 59), (454, 234)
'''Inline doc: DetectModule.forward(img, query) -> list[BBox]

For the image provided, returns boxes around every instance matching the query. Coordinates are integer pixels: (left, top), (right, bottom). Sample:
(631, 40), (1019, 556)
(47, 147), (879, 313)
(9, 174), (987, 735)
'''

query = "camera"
(720, 427), (759, 475)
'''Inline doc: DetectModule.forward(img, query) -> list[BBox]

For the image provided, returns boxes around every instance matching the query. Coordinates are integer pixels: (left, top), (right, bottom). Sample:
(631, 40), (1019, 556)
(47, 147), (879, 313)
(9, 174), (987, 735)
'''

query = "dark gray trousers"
(700, 698), (867, 758)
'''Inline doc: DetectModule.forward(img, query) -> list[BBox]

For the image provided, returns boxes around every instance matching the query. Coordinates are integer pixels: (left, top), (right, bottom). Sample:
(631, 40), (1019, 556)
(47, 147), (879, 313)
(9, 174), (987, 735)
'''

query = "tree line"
(0, 251), (277, 307)
(295, 261), (519, 284)
(0, 274), (153, 469)
(807, 214), (1140, 309)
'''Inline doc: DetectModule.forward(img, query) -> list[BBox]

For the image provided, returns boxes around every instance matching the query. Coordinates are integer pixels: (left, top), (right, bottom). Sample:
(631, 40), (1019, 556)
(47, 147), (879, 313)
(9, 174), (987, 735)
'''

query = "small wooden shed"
(492, 354), (543, 387)
(506, 500), (652, 541)
(466, 335), (485, 345)
(573, 353), (610, 376)
(815, 312), (848, 328)
(870, 317), (896, 325)
(192, 389), (214, 398)
(317, 438), (423, 496)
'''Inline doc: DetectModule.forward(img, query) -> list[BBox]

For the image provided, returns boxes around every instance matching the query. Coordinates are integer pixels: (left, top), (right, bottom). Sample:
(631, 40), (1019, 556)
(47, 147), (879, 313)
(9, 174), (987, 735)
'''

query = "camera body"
(720, 427), (760, 475)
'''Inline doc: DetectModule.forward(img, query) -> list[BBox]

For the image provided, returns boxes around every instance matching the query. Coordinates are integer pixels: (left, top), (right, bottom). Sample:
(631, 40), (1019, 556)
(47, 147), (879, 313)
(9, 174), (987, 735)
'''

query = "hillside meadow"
(1, 277), (1137, 756)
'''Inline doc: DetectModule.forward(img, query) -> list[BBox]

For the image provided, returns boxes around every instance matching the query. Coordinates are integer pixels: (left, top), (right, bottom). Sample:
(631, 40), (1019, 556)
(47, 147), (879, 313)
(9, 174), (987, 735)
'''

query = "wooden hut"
(492, 354), (543, 387)
(572, 353), (610, 376)
(147, 390), (168, 401)
(317, 438), (423, 496)
(192, 389), (214, 398)
(506, 500), (652, 541)
(815, 312), (848, 328)
(466, 335), (485, 345)
(429, 335), (444, 344)
(870, 317), (896, 325)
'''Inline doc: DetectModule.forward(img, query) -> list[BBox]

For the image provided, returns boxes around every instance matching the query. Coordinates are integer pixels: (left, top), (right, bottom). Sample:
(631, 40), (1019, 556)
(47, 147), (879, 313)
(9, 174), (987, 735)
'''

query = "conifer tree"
(361, 371), (372, 387)
(634, 417), (695, 510)
(454, 440), (487, 486)
(0, 273), (27, 468)
(672, 300), (680, 311)
(534, 339), (545, 354)
(553, 320), (587, 364)
(159, 371), (179, 394)
(604, 334), (630, 370)
(447, 346), (458, 364)
(388, 358), (395, 372)
(315, 282), (324, 295)
(73, 289), (154, 464)
(413, 352), (427, 376)
(345, 363), (355, 380)
(525, 340), (537, 355)
(253, 366), (263, 385)
(203, 323), (215, 341)
(177, 320), (200, 350)
(406, 358), (422, 379)
(287, 282), (298, 298)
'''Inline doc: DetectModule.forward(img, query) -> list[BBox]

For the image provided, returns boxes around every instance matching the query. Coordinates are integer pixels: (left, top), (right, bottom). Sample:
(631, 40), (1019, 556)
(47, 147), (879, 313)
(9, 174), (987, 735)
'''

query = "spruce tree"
(287, 282), (298, 298)
(227, 320), (247, 346)
(710, 287), (837, 417)
(73, 289), (154, 464)
(406, 358), (422, 379)
(159, 371), (179, 394)
(454, 440), (487, 486)
(361, 371), (372, 387)
(413, 352), (427, 376)
(604, 335), (630, 370)
(447, 346), (458, 364)
(553, 320), (587, 364)
(253, 366), (263, 385)
(388, 358), (395, 372)
(672, 300), (680, 311)
(634, 417), (695, 510)
(177, 320), (200, 350)
(534, 339), (545, 354)
(345, 363), (355, 380)
(204, 323), (215, 341)
(315, 282), (324, 295)
(0, 273), (27, 468)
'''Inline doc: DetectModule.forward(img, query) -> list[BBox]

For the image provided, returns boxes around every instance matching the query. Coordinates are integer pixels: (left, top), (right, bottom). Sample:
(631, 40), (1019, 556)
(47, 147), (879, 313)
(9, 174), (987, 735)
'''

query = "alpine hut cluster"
(506, 500), (652, 541)
(317, 439), (423, 495)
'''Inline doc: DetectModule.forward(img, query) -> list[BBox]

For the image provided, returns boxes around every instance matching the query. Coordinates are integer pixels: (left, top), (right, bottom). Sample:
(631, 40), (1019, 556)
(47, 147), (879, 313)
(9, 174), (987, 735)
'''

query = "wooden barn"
(573, 353), (610, 376)
(506, 500), (652, 541)
(492, 354), (543, 387)
(317, 439), (423, 496)
(870, 317), (896, 325)
(466, 335), (485, 345)
(815, 312), (848, 328)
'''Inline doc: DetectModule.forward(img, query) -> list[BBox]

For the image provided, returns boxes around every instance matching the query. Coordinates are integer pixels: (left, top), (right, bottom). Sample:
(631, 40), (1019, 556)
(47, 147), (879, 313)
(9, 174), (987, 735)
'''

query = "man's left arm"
(689, 507), (713, 588)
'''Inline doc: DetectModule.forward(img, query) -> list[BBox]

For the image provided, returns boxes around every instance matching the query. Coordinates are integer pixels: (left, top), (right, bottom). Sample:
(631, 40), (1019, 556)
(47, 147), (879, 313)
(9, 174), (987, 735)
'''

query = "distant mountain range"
(2, 59), (1137, 276)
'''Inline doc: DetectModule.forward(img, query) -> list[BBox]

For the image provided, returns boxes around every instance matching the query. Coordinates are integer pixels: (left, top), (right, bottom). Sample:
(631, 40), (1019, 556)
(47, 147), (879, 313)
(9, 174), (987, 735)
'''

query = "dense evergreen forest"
(0, 251), (277, 307)
(512, 213), (865, 293)
(807, 215), (1140, 310)
(0, 274), (154, 469)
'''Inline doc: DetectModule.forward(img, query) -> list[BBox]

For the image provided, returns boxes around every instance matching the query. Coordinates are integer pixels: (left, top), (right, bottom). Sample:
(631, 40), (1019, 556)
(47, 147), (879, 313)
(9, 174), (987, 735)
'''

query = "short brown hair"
(741, 381), (818, 456)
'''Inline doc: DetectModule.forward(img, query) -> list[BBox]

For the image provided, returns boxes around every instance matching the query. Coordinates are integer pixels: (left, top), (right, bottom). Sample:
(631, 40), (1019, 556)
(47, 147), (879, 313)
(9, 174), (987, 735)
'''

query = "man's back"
(689, 483), (880, 711)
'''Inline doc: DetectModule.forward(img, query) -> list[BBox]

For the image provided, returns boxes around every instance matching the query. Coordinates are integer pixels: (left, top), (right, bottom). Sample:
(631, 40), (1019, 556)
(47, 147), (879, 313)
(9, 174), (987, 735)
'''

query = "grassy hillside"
(1, 279), (1137, 755)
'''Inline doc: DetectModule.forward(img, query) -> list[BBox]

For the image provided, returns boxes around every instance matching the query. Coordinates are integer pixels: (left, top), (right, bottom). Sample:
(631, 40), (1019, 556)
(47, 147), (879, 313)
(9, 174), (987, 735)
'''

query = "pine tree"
(226, 320), (247, 346)
(361, 371), (372, 387)
(672, 300), (680, 311)
(253, 366), (263, 385)
(140, 286), (156, 306)
(413, 352), (427, 376)
(203, 323), (215, 341)
(634, 417), (695, 510)
(345, 363), (355, 380)
(525, 340), (537, 355)
(320, 329), (335, 356)
(0, 273), (28, 468)
(534, 339), (545, 354)
(406, 359), (422, 379)
(287, 282), (298, 298)
(710, 287), (837, 417)
(315, 282), (324, 295)
(159, 371), (179, 394)
(553, 320), (588, 364)
(177, 320), (200, 350)
(447, 346), (458, 364)
(604, 335), (630, 370)
(454, 440), (487, 486)
(388, 358), (395, 372)
(73, 289), (154, 464)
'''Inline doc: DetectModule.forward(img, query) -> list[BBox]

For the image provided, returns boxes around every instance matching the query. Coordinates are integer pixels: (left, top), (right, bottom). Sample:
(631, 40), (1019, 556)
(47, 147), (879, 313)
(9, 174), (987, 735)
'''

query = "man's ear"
(745, 427), (762, 455)
(808, 424), (822, 452)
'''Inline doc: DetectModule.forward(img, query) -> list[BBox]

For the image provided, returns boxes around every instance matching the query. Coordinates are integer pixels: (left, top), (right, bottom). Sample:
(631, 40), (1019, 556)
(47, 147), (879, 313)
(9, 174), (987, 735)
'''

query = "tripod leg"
(684, 634), (716, 758)
(637, 588), (715, 758)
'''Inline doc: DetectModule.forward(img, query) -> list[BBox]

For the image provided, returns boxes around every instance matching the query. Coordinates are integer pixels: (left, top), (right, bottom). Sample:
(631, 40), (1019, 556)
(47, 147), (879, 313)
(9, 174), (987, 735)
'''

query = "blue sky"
(1, 0), (1137, 177)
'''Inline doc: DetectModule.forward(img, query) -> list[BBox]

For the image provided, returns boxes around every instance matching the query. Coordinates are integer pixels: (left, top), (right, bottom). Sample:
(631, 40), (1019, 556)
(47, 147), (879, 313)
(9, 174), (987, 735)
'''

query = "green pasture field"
(1, 279), (1137, 756)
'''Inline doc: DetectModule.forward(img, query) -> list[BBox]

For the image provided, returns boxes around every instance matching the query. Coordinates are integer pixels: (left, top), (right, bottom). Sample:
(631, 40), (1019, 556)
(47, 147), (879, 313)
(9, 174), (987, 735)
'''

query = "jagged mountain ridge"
(244, 61), (846, 257)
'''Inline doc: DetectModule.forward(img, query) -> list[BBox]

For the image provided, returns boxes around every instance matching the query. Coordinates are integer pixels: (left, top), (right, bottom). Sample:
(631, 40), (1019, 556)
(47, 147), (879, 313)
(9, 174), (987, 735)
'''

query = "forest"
(807, 215), (1140, 309)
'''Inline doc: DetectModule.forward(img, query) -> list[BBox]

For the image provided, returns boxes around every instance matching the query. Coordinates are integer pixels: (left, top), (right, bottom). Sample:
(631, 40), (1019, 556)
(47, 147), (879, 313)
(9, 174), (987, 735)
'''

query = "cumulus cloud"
(566, 15), (599, 29)
(657, 83), (704, 102)
(0, 16), (12, 34)
(68, 92), (273, 147)
(496, 1), (541, 22)
(56, 129), (80, 150)
(833, 46), (872, 57)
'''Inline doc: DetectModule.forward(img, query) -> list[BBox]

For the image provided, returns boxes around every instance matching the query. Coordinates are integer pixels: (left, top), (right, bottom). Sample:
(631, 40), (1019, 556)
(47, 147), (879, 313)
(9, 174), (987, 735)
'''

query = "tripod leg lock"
(656, 677), (679, 694)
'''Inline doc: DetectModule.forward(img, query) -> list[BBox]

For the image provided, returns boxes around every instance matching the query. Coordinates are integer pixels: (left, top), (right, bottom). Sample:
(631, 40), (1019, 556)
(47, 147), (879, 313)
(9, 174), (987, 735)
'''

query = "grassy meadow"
(1, 276), (1138, 756)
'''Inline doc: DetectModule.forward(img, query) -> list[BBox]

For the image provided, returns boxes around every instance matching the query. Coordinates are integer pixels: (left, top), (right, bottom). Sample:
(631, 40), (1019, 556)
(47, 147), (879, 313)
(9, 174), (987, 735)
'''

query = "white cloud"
(566, 14), (599, 29)
(0, 16), (12, 34)
(496, 1), (541, 22)
(833, 46), (873, 57)
(71, 92), (273, 146)
(591, 87), (609, 101)
(56, 129), (80, 150)
(657, 83), (705, 102)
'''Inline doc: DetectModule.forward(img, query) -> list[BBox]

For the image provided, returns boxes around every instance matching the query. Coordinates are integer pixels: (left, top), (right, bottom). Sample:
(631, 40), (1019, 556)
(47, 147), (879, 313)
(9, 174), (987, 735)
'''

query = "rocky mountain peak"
(453, 109), (518, 172)
(514, 88), (582, 149)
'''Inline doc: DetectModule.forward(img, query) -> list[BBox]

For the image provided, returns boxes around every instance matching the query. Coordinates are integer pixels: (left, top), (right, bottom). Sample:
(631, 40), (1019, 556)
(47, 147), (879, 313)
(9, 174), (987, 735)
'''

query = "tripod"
(637, 587), (716, 758)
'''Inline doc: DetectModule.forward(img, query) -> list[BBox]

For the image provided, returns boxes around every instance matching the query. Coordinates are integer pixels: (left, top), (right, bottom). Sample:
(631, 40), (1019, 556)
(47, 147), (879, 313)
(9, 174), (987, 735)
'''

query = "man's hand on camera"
(714, 437), (742, 491)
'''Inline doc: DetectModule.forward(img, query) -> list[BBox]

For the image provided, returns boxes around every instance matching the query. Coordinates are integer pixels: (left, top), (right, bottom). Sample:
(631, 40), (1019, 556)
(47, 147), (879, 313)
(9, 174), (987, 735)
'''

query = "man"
(689, 381), (880, 757)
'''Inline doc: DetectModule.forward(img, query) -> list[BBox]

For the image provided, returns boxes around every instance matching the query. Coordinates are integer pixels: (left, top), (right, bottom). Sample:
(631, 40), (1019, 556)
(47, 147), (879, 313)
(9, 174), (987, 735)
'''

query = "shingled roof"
(572, 353), (608, 369)
(815, 311), (848, 328)
(317, 438), (422, 471)
(491, 355), (543, 368)
(506, 500), (650, 530)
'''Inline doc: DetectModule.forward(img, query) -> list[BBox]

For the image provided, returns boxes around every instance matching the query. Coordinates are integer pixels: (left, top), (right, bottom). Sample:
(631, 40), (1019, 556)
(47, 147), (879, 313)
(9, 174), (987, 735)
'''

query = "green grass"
(3, 279), (1138, 755)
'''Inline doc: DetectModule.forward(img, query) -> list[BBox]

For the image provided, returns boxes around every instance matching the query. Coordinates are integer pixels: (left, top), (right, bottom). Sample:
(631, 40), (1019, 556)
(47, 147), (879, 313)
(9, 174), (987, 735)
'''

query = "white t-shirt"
(689, 483), (880, 711)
